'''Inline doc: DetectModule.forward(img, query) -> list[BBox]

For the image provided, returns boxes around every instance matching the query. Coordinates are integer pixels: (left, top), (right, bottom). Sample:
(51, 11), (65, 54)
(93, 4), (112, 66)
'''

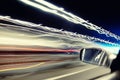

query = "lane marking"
(0, 62), (45, 72)
(45, 66), (98, 80)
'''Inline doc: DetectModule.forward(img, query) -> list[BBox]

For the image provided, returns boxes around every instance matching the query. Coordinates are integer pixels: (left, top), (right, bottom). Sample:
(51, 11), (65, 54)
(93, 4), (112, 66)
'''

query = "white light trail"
(0, 15), (119, 47)
(19, 0), (120, 41)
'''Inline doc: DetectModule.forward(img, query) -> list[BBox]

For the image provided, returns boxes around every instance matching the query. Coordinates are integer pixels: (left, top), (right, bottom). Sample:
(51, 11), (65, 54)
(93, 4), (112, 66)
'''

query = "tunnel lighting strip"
(0, 15), (119, 47)
(19, 0), (120, 41)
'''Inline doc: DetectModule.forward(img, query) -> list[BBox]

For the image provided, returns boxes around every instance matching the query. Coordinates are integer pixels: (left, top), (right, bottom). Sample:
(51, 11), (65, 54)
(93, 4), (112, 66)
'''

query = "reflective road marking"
(45, 66), (98, 80)
(0, 62), (45, 72)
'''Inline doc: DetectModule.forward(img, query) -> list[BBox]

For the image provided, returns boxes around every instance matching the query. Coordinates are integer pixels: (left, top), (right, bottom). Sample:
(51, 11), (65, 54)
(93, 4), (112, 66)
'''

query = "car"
(79, 47), (114, 67)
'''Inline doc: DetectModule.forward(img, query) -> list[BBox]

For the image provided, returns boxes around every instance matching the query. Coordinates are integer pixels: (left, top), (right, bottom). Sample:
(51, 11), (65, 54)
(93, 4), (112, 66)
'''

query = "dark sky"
(49, 0), (120, 35)
(0, 0), (120, 44)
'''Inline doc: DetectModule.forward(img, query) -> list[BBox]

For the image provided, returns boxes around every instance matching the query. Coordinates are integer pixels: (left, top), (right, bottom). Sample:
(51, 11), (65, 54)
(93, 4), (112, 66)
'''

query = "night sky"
(0, 0), (120, 44)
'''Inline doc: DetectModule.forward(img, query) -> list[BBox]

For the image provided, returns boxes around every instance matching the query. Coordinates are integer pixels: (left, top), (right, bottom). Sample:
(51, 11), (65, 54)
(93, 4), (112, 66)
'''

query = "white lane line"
(44, 66), (98, 80)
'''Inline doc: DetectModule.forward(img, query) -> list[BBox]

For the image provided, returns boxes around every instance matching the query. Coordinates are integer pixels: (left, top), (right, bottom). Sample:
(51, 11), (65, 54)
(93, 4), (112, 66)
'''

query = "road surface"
(0, 61), (110, 80)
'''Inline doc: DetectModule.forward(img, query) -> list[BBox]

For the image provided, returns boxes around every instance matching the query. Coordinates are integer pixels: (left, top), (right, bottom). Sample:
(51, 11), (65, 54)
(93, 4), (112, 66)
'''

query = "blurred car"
(79, 47), (115, 67)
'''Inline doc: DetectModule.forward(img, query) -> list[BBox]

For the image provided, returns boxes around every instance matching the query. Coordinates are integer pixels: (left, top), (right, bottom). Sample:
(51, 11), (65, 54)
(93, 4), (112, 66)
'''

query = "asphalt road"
(0, 61), (110, 80)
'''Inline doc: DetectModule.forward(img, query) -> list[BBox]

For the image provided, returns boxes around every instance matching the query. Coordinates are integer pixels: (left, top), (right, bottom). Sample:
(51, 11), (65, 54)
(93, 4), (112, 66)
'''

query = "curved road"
(0, 61), (110, 80)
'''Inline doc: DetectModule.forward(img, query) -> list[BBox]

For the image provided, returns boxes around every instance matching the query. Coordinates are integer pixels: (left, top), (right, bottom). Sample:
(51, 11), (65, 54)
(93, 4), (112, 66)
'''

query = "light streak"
(0, 15), (120, 47)
(19, 0), (120, 41)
